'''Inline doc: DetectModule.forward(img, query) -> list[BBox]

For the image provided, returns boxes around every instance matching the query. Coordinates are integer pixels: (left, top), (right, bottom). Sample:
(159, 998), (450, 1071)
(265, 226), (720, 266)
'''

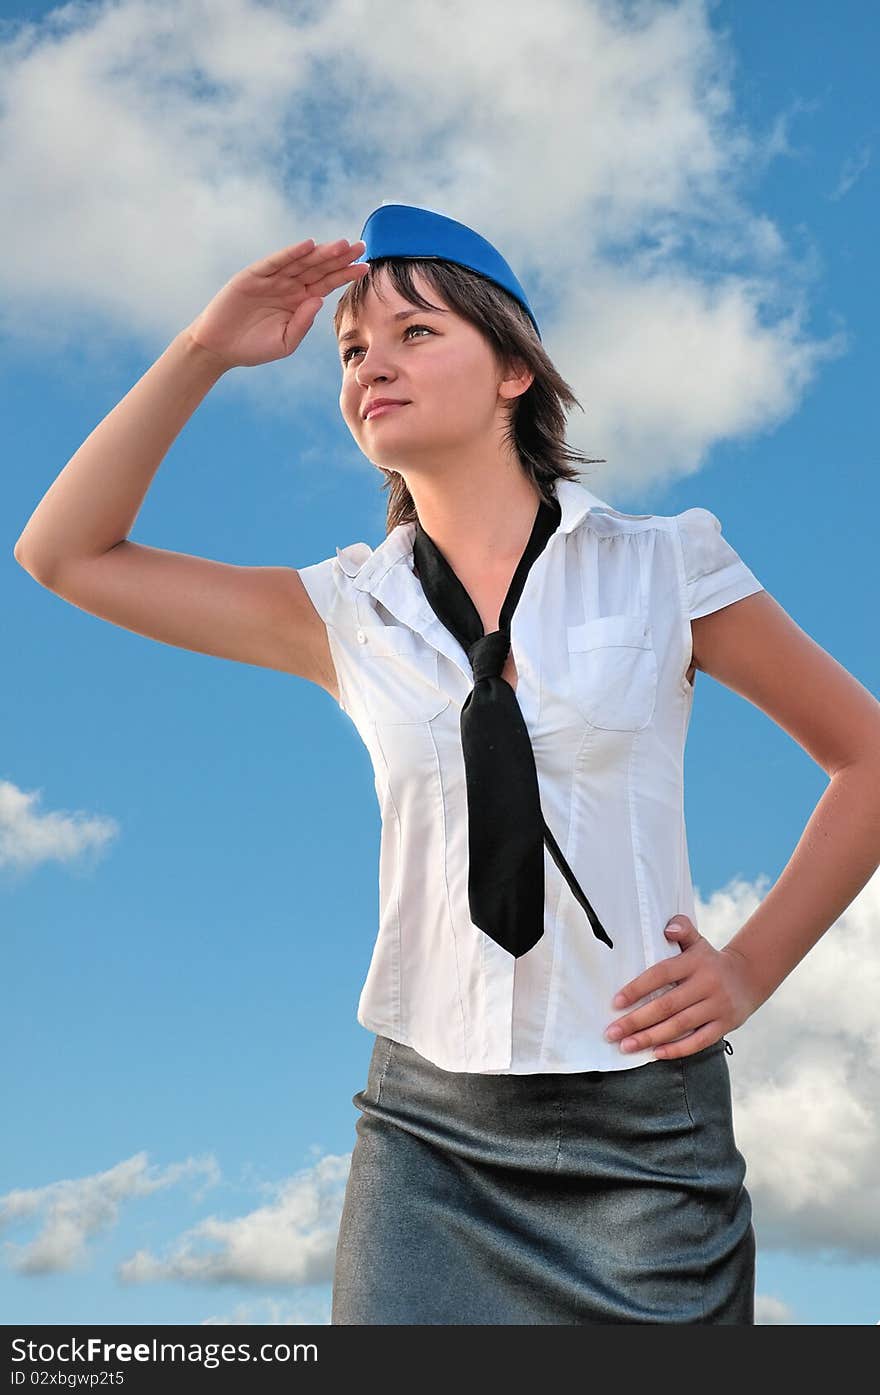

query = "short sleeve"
(296, 556), (338, 626)
(674, 507), (764, 621)
(296, 546), (370, 715)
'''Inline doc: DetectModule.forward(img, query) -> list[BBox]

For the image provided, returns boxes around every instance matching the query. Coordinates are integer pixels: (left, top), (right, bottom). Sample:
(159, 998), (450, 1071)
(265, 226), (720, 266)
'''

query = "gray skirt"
(331, 1034), (756, 1325)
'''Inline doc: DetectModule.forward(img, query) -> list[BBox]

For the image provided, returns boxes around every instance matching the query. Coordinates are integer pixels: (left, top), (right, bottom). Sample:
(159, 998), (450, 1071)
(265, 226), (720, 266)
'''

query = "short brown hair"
(333, 257), (605, 536)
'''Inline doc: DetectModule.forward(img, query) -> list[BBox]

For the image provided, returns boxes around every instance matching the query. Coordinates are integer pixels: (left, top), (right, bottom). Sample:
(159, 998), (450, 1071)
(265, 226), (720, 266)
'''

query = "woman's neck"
(409, 473), (547, 576)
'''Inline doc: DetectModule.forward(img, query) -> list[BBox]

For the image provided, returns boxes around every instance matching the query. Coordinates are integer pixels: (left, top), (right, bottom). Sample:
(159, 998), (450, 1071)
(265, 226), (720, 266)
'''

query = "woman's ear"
(499, 356), (534, 402)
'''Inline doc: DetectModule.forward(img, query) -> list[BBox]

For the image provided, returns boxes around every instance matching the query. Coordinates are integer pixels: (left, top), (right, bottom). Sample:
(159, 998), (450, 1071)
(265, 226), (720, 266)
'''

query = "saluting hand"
(604, 914), (762, 1058)
(184, 236), (370, 372)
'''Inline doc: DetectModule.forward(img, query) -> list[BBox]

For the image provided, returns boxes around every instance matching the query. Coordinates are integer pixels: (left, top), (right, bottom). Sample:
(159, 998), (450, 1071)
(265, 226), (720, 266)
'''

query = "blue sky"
(2, 0), (878, 1327)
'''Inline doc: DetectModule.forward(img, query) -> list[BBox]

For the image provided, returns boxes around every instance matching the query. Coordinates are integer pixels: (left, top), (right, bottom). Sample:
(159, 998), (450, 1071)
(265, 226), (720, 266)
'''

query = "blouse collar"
(336, 476), (614, 590)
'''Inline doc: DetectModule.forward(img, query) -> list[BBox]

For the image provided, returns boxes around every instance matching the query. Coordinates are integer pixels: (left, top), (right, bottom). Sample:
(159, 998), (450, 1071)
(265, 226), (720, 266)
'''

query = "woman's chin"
(369, 452), (414, 472)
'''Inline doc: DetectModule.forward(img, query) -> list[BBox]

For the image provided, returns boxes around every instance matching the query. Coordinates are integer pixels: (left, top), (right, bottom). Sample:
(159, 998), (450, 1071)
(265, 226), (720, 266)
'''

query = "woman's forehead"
(339, 267), (451, 334)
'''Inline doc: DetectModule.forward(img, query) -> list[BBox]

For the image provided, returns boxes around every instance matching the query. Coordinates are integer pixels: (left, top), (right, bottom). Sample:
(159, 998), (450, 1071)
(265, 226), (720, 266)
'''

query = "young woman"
(15, 204), (880, 1326)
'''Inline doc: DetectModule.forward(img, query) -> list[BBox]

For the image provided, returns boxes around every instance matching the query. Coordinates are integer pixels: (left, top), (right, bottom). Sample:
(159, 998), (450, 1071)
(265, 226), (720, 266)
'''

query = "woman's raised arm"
(13, 237), (368, 692)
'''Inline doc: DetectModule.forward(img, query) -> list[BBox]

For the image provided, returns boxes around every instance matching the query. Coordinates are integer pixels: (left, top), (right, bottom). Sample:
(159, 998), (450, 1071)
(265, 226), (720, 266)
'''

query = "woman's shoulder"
(581, 504), (676, 537)
(584, 501), (731, 540)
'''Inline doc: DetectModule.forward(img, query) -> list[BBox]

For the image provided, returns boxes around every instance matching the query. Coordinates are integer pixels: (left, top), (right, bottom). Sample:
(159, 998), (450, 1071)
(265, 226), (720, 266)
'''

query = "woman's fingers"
(301, 260), (370, 296)
(280, 238), (366, 278)
(253, 237), (366, 278)
(253, 238), (317, 275)
(287, 239), (367, 282)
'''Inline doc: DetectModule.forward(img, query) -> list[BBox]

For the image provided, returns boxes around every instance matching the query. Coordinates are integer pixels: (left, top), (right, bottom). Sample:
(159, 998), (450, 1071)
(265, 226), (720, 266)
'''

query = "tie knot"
(468, 629), (510, 682)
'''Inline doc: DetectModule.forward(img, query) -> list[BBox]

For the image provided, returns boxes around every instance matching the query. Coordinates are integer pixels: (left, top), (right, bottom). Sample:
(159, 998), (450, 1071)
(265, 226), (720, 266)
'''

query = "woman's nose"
(355, 341), (401, 380)
(356, 361), (392, 386)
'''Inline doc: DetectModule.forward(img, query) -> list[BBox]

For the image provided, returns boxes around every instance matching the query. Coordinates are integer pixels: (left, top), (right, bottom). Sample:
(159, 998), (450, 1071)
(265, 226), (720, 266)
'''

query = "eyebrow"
(338, 307), (449, 346)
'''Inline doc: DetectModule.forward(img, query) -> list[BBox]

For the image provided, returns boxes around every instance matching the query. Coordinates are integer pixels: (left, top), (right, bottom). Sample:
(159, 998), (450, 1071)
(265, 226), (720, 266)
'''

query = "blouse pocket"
(566, 614), (658, 731)
(356, 623), (452, 724)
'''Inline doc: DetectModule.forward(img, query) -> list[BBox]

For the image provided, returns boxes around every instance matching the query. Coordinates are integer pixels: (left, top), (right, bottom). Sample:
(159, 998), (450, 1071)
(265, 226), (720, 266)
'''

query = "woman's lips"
(364, 402), (408, 420)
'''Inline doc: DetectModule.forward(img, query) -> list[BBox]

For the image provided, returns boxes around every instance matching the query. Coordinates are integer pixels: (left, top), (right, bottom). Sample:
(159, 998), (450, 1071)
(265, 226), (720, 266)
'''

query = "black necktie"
(412, 492), (614, 959)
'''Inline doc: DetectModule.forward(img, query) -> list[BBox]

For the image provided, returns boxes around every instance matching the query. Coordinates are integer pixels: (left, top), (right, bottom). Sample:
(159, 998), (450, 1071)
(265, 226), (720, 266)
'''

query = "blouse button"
(356, 628), (366, 644)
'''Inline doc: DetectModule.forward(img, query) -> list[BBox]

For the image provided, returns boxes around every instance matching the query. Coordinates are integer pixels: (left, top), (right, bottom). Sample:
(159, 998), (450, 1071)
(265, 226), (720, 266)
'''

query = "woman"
(15, 204), (880, 1325)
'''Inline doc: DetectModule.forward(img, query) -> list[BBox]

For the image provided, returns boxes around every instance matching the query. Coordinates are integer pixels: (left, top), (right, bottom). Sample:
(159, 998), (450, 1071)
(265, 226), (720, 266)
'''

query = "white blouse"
(297, 477), (765, 1074)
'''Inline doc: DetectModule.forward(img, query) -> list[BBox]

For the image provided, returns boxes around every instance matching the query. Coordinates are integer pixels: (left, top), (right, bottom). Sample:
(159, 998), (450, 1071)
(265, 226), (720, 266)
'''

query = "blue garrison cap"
(355, 202), (541, 342)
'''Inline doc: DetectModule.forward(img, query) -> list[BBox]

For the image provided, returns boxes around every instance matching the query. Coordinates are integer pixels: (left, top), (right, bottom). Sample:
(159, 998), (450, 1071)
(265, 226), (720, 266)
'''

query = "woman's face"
(337, 269), (517, 475)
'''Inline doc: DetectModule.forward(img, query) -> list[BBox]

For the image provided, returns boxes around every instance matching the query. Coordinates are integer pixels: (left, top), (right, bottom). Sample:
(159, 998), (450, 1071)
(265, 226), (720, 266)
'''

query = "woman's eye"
(342, 324), (432, 363)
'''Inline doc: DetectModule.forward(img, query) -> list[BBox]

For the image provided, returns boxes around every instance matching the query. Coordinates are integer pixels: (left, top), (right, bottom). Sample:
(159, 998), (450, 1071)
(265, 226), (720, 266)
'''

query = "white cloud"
(0, 1150), (219, 1274)
(697, 870), (880, 1258)
(0, 0), (846, 490)
(0, 778), (119, 874)
(755, 1292), (797, 1324)
(117, 1152), (350, 1285)
(200, 1295), (331, 1325)
(827, 143), (872, 202)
